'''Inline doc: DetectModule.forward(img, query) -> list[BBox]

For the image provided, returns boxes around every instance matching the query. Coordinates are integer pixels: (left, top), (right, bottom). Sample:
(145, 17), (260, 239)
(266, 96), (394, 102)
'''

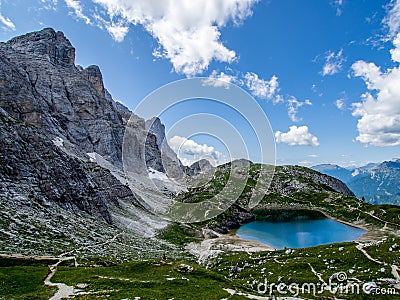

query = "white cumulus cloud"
(287, 97), (312, 122)
(350, 0), (400, 146)
(106, 23), (129, 42)
(321, 49), (345, 76)
(384, 0), (400, 37)
(64, 0), (91, 24)
(202, 70), (236, 89)
(244, 72), (281, 103)
(390, 33), (400, 62)
(335, 99), (345, 110)
(351, 59), (400, 146)
(91, 0), (258, 76)
(0, 14), (15, 30)
(169, 135), (228, 166)
(331, 0), (344, 16)
(275, 126), (320, 147)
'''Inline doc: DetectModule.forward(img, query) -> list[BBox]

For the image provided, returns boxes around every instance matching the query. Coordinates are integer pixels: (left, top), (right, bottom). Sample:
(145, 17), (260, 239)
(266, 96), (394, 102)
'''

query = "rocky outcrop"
(0, 108), (138, 224)
(145, 117), (185, 178)
(6, 28), (75, 67)
(208, 211), (255, 234)
(83, 65), (105, 98)
(0, 28), (126, 167)
(271, 165), (354, 196)
(185, 159), (214, 176)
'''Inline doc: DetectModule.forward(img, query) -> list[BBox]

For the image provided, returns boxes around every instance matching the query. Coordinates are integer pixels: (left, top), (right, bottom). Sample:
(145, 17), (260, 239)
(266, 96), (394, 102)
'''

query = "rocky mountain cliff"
(0, 28), (182, 172)
(0, 27), (186, 211)
(0, 107), (121, 224)
(145, 117), (186, 178)
(0, 28), (125, 166)
(0, 28), (188, 258)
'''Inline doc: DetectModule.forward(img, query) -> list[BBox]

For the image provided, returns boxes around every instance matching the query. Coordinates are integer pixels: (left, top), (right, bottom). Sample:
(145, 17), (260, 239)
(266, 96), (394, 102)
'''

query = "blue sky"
(1, 0), (400, 167)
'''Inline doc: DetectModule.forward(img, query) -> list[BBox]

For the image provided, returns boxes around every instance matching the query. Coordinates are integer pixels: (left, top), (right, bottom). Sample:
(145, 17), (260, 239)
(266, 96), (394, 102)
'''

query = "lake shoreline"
(234, 216), (367, 250)
(318, 211), (369, 231)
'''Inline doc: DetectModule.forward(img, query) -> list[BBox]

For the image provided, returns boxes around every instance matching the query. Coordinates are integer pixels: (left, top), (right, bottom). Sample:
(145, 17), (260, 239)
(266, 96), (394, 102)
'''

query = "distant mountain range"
(312, 159), (400, 205)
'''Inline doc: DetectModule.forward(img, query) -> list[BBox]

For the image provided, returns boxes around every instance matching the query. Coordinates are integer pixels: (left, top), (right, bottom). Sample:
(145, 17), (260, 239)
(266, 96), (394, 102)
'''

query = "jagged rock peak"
(146, 117), (166, 148)
(231, 159), (252, 168)
(190, 159), (214, 174)
(84, 65), (105, 98)
(6, 27), (75, 66)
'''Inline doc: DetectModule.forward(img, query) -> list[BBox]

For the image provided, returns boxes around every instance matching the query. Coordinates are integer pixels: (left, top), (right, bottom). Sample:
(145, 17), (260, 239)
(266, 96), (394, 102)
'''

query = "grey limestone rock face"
(0, 28), (125, 167)
(7, 28), (75, 67)
(145, 117), (186, 178)
(0, 107), (138, 224)
(83, 65), (105, 99)
(186, 159), (215, 176)
(271, 166), (355, 197)
(0, 28), (186, 227)
(0, 27), (185, 176)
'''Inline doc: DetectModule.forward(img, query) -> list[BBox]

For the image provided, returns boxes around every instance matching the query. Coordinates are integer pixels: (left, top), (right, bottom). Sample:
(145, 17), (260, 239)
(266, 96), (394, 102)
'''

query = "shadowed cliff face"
(0, 107), (123, 224)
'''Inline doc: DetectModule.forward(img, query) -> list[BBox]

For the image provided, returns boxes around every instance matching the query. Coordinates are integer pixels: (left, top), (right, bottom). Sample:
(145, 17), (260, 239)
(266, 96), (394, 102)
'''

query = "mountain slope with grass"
(175, 162), (399, 235)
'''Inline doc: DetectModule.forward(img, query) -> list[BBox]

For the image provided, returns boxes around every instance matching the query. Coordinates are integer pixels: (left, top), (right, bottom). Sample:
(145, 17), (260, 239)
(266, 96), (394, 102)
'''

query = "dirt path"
(60, 232), (122, 258)
(355, 208), (400, 228)
(0, 254), (77, 300)
(44, 257), (76, 300)
(355, 243), (383, 265)
(391, 265), (400, 290)
(356, 242), (400, 290)
(0, 232), (121, 299)
(308, 263), (326, 284)
(46, 232), (124, 299)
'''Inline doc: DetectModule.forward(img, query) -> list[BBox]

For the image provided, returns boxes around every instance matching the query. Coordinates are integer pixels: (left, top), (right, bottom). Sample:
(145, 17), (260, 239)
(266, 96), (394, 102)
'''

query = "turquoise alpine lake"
(236, 218), (366, 250)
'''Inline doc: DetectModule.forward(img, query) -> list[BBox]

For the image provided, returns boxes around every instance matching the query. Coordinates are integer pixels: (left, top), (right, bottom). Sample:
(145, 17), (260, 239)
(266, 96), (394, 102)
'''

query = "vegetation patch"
(157, 223), (198, 246)
(0, 258), (56, 299)
(53, 260), (239, 299)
